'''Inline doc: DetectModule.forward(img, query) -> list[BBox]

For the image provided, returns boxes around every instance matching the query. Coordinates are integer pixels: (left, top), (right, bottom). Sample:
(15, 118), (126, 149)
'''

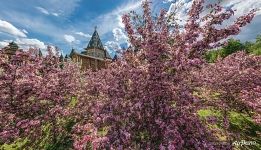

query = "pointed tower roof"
(85, 26), (104, 50)
(65, 54), (68, 60)
(59, 54), (64, 62)
(9, 41), (19, 49)
(112, 54), (118, 61)
(81, 27), (111, 59)
(4, 41), (19, 55)
(38, 49), (43, 57)
(69, 48), (76, 58)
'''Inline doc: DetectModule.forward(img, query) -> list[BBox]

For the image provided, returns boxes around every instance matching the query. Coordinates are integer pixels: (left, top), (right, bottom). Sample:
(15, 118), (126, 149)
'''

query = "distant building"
(1, 42), (20, 57)
(1, 42), (28, 65)
(69, 27), (111, 71)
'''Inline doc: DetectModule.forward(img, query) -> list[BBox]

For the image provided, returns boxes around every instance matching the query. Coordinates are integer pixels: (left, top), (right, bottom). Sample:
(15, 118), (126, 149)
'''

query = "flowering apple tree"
(74, 0), (256, 149)
(0, 47), (82, 147)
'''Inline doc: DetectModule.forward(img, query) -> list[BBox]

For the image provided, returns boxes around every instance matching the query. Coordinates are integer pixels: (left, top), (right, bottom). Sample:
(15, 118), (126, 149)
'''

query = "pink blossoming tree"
(74, 0), (256, 149)
(0, 47), (82, 147)
(196, 52), (261, 125)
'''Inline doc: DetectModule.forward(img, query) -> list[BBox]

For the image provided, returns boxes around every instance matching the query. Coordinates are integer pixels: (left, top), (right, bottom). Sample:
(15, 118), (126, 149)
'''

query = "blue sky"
(0, 0), (260, 57)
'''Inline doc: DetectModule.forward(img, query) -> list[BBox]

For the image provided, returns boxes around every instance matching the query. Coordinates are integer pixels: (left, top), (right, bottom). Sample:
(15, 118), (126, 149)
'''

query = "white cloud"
(112, 28), (128, 43)
(163, 0), (176, 3)
(167, 0), (261, 18)
(105, 41), (121, 49)
(218, 0), (261, 41)
(92, 1), (142, 35)
(15, 38), (46, 49)
(0, 41), (9, 48)
(0, 11), (65, 40)
(115, 1), (142, 13)
(37, 0), (81, 17)
(117, 16), (125, 28)
(102, 28), (129, 57)
(166, 0), (261, 25)
(167, 0), (193, 25)
(0, 19), (27, 37)
(52, 13), (59, 17)
(210, 0), (261, 42)
(35, 6), (60, 17)
(75, 32), (91, 38)
(35, 7), (50, 15)
(104, 41), (121, 54)
(222, 0), (261, 15)
(0, 38), (49, 56)
(22, 29), (28, 34)
(166, 0), (261, 41)
(64, 34), (75, 43)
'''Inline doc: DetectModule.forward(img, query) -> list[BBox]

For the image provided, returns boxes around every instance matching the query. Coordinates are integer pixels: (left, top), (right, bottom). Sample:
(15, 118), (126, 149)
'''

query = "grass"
(0, 138), (28, 150)
(198, 109), (261, 150)
(69, 96), (78, 108)
(198, 109), (221, 118)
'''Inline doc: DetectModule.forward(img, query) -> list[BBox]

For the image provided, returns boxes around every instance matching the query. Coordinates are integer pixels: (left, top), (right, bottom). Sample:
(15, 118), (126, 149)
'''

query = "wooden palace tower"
(69, 27), (111, 71)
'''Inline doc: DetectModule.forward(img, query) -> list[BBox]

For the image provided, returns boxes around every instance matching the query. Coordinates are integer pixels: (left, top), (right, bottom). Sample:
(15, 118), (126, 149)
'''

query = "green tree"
(220, 39), (245, 57)
(204, 39), (246, 63)
(248, 34), (261, 55)
(204, 49), (220, 63)
(244, 41), (254, 53)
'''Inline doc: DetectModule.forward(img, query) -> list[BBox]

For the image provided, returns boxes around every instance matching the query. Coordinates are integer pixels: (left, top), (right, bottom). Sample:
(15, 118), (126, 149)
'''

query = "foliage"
(220, 39), (245, 57)
(204, 34), (261, 63)
(204, 49), (220, 63)
(0, 138), (28, 150)
(245, 34), (261, 55)
(204, 39), (245, 63)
